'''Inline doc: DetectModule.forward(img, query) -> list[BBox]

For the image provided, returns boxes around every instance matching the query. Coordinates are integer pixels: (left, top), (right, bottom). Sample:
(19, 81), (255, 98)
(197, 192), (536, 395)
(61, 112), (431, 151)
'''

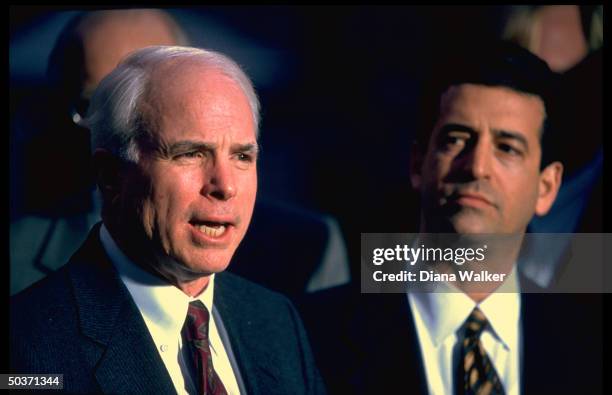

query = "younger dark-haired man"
(302, 41), (602, 395)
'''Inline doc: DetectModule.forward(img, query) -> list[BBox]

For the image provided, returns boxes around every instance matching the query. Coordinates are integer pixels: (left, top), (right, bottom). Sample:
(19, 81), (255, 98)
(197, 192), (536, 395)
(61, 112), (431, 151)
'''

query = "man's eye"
(447, 137), (463, 145)
(176, 151), (204, 160)
(236, 152), (254, 162)
(498, 143), (522, 156)
(441, 134), (468, 149)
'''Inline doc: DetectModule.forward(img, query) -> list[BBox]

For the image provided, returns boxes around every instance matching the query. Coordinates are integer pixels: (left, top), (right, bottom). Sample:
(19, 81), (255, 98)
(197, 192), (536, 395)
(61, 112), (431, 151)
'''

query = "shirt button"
(160, 344), (168, 352)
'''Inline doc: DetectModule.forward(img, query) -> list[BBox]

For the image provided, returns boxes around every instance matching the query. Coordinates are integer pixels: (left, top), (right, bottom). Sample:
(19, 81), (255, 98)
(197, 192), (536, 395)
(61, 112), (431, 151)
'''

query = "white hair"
(86, 45), (260, 162)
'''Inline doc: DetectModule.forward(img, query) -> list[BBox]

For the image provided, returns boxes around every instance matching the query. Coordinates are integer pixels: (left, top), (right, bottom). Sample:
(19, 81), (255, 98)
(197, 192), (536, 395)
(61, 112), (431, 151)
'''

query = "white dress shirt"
(408, 267), (521, 395)
(100, 224), (241, 395)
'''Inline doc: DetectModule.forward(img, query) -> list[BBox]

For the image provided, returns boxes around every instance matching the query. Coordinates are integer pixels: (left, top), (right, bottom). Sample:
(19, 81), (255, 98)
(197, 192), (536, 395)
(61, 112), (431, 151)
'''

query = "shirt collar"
(478, 267), (521, 351)
(99, 223), (215, 337)
(409, 265), (520, 350)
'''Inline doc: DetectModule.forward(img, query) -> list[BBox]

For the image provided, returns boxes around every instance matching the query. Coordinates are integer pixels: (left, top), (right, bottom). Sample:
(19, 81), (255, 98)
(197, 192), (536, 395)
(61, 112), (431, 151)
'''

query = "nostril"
(210, 190), (227, 200)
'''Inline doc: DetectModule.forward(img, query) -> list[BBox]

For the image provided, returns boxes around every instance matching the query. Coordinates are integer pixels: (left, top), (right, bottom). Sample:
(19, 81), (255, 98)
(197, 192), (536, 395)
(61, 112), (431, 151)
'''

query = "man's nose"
(201, 159), (237, 201)
(459, 139), (492, 180)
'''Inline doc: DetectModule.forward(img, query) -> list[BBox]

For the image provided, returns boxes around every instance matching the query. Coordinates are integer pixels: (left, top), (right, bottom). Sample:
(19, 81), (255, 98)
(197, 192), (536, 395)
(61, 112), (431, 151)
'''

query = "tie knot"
(464, 307), (488, 339)
(185, 300), (211, 340)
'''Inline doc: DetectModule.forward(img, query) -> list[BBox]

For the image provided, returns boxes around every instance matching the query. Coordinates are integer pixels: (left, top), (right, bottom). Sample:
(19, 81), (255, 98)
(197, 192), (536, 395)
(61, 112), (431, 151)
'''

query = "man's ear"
(535, 161), (563, 216)
(409, 142), (424, 190)
(92, 149), (124, 205)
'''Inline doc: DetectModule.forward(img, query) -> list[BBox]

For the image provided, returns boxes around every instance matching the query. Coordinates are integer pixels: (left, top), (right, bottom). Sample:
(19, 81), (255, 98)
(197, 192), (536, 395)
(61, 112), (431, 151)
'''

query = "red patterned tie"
(182, 300), (228, 395)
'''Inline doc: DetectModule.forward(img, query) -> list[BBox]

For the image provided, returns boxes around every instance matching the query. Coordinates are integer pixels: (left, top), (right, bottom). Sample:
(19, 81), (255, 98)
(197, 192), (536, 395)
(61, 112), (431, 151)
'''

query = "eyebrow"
(166, 141), (214, 155)
(438, 123), (529, 152)
(166, 140), (259, 156)
(493, 129), (529, 152)
(233, 143), (259, 155)
(438, 123), (475, 136)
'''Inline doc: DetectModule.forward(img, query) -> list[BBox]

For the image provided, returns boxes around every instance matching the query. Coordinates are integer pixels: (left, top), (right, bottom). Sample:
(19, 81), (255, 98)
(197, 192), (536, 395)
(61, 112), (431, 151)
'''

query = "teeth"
(196, 224), (227, 237)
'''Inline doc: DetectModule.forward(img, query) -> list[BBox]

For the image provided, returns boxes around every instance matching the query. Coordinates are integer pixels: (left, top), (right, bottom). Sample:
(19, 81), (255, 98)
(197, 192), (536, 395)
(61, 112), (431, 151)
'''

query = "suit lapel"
(519, 275), (557, 394)
(213, 273), (277, 395)
(520, 293), (603, 394)
(357, 293), (429, 394)
(67, 224), (176, 394)
(520, 293), (568, 394)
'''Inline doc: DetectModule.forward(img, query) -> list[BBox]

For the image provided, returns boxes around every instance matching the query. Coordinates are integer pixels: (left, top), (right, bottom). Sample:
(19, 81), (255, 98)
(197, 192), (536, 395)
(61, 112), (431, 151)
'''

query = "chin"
(449, 214), (494, 234)
(174, 248), (232, 276)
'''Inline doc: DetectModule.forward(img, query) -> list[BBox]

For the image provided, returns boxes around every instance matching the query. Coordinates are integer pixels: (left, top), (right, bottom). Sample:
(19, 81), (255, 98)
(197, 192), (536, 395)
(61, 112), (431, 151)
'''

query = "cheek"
(423, 153), (449, 186)
(138, 199), (157, 238)
(234, 171), (257, 231)
(149, 169), (202, 230)
(248, 171), (258, 198)
(122, 173), (155, 230)
(508, 167), (539, 196)
(240, 172), (258, 211)
(505, 173), (540, 217)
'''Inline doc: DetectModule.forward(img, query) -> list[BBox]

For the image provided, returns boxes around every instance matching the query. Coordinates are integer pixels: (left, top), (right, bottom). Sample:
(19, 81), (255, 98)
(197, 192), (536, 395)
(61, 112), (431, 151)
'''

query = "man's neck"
(102, 220), (212, 297)
(177, 277), (211, 298)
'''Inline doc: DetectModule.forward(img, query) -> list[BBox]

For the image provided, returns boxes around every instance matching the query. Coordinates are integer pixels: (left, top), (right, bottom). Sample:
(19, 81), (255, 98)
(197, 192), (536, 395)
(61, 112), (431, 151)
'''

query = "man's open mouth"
(190, 221), (230, 238)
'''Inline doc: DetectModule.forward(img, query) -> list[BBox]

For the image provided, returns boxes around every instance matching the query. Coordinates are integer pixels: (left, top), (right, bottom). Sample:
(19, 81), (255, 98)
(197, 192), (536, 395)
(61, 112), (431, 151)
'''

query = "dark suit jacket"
(299, 283), (603, 394)
(10, 224), (326, 395)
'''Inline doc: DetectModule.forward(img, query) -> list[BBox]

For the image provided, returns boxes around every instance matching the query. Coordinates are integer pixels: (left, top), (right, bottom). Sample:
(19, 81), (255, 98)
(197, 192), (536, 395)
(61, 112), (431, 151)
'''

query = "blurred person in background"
(10, 9), (189, 293)
(502, 5), (603, 287)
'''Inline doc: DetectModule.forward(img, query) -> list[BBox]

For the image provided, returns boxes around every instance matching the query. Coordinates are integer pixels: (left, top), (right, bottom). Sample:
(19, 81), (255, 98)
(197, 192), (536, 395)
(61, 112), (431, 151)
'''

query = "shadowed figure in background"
(501, 5), (603, 287)
(10, 9), (189, 292)
(10, 8), (349, 298)
(13, 9), (188, 218)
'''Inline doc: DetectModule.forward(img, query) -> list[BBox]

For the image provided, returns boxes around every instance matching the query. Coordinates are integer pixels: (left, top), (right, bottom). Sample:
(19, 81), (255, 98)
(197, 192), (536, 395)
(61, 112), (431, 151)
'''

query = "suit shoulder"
(216, 271), (293, 306)
(11, 265), (77, 337)
(10, 265), (80, 370)
(11, 265), (73, 313)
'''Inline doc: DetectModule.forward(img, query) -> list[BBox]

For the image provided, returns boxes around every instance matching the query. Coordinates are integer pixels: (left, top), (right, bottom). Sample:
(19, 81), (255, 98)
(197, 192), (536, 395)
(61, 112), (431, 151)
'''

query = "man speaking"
(10, 46), (325, 395)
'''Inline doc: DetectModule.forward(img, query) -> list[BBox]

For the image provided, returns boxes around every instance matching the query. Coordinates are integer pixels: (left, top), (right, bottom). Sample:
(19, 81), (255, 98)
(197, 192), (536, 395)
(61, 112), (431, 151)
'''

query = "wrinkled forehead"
(144, 60), (246, 109)
(139, 61), (255, 138)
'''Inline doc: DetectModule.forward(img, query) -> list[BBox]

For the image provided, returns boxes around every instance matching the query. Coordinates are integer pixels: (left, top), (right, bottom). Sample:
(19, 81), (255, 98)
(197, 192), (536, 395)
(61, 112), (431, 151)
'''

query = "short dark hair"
(415, 40), (559, 168)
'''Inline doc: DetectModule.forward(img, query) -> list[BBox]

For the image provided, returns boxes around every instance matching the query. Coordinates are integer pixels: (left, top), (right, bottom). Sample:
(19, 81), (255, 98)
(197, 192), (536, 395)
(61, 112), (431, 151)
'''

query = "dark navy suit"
(11, 224), (326, 395)
(300, 283), (603, 394)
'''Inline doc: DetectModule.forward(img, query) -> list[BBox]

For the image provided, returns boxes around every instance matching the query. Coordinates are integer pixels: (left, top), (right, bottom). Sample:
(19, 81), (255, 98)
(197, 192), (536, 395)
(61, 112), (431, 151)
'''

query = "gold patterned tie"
(459, 308), (505, 395)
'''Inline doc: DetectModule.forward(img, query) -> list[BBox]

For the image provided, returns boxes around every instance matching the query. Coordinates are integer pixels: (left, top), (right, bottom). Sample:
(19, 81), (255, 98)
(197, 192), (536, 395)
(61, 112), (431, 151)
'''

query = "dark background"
(10, 6), (596, 281)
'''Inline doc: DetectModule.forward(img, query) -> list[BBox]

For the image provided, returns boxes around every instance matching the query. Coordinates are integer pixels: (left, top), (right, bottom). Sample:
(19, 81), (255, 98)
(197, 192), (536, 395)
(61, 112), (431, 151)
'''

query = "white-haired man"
(11, 46), (326, 395)
(10, 9), (350, 300)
